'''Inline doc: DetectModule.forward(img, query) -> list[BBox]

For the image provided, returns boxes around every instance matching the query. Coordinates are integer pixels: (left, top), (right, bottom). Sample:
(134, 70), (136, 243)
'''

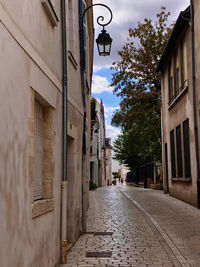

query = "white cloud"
(104, 105), (119, 121)
(92, 75), (112, 94)
(106, 124), (121, 143)
(104, 106), (119, 113)
(93, 65), (111, 73)
(92, 0), (189, 69)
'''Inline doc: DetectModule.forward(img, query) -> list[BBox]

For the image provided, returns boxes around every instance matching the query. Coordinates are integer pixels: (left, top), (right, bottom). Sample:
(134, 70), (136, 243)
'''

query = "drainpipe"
(60, 0), (68, 263)
(190, 0), (200, 208)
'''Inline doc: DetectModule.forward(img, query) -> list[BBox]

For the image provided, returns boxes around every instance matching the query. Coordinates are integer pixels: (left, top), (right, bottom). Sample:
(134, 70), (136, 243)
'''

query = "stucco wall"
(0, 0), (94, 265)
(161, 25), (198, 207)
(0, 8), (62, 266)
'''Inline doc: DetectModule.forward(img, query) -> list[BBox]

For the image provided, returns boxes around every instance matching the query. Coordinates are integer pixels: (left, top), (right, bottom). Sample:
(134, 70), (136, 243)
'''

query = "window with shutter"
(183, 119), (191, 178)
(34, 100), (43, 200)
(176, 125), (183, 177)
(170, 129), (176, 178)
(164, 143), (169, 192)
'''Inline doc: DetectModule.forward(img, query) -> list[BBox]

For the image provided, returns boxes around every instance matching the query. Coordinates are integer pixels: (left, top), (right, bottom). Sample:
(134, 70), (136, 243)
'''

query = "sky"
(91, 0), (190, 170)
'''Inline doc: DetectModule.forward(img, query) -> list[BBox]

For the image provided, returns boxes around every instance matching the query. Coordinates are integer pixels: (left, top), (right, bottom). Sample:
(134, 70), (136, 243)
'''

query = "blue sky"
(91, 0), (190, 170)
(92, 67), (121, 146)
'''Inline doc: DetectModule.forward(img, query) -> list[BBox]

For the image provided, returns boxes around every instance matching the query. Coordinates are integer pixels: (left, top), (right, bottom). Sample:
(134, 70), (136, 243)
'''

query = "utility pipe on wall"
(60, 0), (68, 263)
(190, 0), (200, 208)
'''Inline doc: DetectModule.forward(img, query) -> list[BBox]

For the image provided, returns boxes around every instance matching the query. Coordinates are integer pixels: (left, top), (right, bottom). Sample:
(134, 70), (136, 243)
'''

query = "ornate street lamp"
(82, 3), (113, 56)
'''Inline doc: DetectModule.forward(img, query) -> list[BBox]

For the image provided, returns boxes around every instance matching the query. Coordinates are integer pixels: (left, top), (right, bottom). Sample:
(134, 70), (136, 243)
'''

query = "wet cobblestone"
(62, 185), (200, 266)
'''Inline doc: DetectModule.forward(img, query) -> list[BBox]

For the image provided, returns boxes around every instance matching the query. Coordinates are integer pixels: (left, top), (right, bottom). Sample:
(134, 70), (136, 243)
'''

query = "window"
(176, 125), (183, 177)
(169, 119), (191, 180)
(42, 0), (59, 26)
(29, 90), (55, 218)
(170, 129), (176, 178)
(164, 143), (169, 192)
(68, 0), (75, 54)
(168, 61), (174, 103)
(183, 119), (191, 177)
(175, 67), (180, 95)
(180, 38), (184, 86)
(34, 100), (44, 200)
(169, 76), (173, 102)
(168, 37), (188, 105)
(33, 99), (55, 201)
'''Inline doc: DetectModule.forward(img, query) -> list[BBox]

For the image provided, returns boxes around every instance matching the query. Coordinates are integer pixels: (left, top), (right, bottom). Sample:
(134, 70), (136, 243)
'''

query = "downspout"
(60, 0), (68, 263)
(190, 0), (200, 208)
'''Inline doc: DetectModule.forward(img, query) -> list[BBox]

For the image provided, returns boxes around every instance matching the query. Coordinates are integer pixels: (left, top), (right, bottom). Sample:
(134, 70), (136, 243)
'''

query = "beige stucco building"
(157, 1), (200, 208)
(0, 0), (94, 266)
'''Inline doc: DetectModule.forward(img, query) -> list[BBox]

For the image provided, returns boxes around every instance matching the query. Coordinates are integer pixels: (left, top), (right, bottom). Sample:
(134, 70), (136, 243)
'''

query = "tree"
(112, 171), (121, 179)
(111, 7), (172, 171)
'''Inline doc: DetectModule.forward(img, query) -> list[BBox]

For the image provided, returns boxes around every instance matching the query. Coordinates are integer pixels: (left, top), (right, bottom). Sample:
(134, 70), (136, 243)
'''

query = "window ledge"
(168, 82), (188, 110)
(42, 0), (59, 27)
(32, 198), (54, 218)
(170, 177), (192, 183)
(68, 51), (78, 69)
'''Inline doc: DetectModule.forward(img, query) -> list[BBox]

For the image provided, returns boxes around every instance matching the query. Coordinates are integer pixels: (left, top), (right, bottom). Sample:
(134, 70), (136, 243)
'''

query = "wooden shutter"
(176, 125), (183, 177)
(183, 119), (191, 178)
(165, 143), (169, 192)
(170, 129), (176, 178)
(34, 100), (43, 200)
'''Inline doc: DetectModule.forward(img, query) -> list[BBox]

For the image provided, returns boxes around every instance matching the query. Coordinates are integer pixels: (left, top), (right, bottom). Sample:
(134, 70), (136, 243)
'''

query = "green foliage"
(91, 97), (97, 120)
(111, 7), (172, 171)
(112, 171), (121, 179)
(89, 180), (97, 191)
(112, 180), (116, 185)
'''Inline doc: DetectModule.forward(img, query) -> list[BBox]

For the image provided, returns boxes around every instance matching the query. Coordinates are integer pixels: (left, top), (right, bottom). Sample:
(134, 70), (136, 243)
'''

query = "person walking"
(121, 178), (123, 185)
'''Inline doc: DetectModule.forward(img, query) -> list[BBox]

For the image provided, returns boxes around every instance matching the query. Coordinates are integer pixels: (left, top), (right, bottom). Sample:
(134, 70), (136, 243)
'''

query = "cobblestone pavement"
(63, 185), (200, 267)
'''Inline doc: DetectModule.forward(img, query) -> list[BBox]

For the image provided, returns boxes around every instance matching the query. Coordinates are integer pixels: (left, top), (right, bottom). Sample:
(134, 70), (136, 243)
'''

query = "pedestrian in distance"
(121, 178), (123, 185)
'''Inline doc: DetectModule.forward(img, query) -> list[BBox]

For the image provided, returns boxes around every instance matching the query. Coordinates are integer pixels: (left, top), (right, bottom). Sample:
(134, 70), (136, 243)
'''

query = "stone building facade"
(90, 98), (107, 188)
(157, 1), (200, 207)
(105, 138), (112, 186)
(0, 0), (94, 266)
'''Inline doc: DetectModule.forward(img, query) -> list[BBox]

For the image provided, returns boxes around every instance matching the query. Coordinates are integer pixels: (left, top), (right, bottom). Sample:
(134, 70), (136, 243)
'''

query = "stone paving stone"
(63, 185), (200, 266)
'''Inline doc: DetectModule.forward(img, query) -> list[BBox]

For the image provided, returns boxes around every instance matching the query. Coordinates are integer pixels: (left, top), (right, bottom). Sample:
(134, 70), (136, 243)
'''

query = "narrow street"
(63, 184), (200, 267)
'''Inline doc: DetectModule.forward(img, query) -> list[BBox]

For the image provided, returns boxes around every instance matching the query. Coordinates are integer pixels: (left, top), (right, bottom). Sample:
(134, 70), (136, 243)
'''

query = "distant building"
(120, 164), (129, 182)
(90, 98), (100, 186)
(90, 98), (106, 187)
(105, 138), (113, 186)
(100, 99), (106, 186)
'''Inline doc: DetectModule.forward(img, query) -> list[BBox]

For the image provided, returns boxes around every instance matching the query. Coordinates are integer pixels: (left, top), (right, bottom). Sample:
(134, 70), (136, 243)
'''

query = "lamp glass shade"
(96, 29), (112, 56)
